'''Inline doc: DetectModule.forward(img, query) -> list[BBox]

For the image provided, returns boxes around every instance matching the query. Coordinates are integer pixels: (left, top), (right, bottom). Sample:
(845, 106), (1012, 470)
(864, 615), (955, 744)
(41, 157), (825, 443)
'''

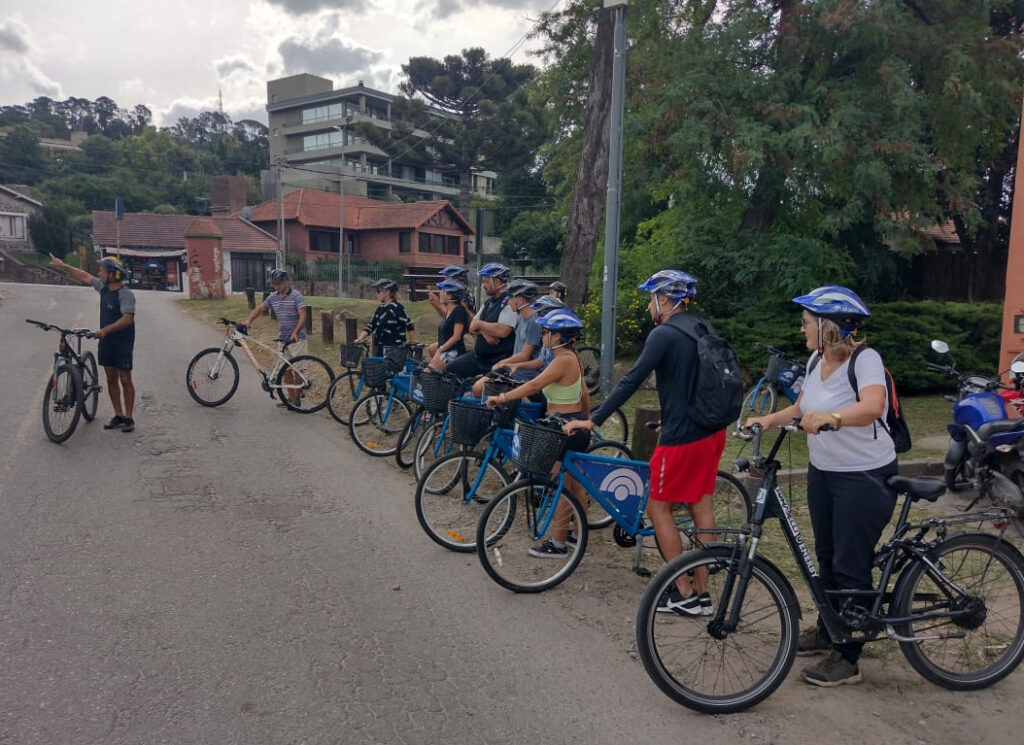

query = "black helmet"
(506, 279), (539, 299)
(270, 268), (289, 283)
(530, 296), (565, 316)
(372, 278), (399, 292)
(100, 256), (126, 281)
(549, 280), (568, 298)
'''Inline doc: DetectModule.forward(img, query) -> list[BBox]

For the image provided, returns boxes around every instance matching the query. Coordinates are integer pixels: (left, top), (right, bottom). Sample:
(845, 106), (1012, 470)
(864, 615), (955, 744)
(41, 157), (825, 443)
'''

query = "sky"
(0, 0), (557, 127)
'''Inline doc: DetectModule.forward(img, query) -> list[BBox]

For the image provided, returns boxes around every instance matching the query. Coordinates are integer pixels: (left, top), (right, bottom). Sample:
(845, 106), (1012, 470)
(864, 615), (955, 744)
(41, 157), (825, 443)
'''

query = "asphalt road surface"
(0, 283), (698, 745)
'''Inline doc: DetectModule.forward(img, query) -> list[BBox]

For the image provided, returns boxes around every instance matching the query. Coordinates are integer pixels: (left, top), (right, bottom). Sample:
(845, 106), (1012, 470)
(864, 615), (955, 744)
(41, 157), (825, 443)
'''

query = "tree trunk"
(458, 169), (472, 221)
(558, 5), (615, 308)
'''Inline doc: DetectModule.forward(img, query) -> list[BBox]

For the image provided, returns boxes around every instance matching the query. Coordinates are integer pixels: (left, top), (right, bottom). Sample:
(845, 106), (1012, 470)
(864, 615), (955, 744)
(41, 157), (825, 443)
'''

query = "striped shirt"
(263, 288), (307, 341)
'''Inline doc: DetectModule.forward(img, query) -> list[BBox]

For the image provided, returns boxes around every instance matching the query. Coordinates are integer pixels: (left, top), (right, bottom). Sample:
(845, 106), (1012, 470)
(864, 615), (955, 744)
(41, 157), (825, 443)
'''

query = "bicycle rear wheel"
(79, 351), (100, 422)
(593, 406), (628, 445)
(186, 348), (239, 407)
(42, 364), (83, 443)
(349, 393), (412, 456)
(326, 371), (362, 425)
(636, 545), (798, 714)
(413, 417), (456, 484)
(578, 345), (601, 395)
(415, 451), (512, 552)
(892, 533), (1024, 690)
(276, 354), (334, 413)
(476, 478), (588, 593)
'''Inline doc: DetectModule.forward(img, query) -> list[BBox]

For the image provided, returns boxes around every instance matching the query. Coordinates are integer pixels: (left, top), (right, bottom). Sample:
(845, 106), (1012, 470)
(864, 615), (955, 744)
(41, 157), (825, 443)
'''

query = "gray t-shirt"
(91, 277), (137, 315)
(514, 313), (542, 358)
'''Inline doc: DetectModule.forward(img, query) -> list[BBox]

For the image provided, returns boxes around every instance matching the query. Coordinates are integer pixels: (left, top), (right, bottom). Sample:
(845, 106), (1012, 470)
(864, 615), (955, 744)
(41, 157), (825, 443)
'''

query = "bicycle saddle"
(886, 475), (945, 502)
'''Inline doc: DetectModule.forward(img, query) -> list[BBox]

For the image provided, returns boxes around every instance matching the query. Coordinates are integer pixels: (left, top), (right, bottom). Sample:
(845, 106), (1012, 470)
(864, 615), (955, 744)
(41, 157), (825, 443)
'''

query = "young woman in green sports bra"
(484, 309), (591, 558)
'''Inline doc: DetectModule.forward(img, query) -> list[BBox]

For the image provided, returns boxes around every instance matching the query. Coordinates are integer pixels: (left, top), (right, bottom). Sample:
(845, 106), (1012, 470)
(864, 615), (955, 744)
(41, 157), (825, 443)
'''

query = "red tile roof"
(91, 212), (279, 253)
(917, 221), (960, 244)
(248, 188), (474, 234)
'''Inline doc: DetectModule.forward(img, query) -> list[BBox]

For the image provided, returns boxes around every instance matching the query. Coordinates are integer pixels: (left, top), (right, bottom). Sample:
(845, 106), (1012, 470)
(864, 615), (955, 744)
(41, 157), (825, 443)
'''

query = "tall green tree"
(375, 48), (544, 216)
(0, 125), (47, 184)
(28, 201), (73, 258)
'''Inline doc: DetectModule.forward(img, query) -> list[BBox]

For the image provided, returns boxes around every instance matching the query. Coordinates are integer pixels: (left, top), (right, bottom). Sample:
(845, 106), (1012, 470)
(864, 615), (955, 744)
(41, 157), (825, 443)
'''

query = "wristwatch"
(829, 412), (843, 430)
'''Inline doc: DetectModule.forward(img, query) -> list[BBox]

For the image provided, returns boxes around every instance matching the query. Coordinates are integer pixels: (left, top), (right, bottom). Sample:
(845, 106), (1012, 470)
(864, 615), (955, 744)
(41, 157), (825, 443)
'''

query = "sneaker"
(528, 540), (569, 559)
(801, 650), (863, 687)
(121, 418), (135, 433)
(656, 588), (703, 616)
(697, 591), (714, 616)
(103, 416), (126, 430)
(567, 531), (578, 546)
(796, 626), (832, 657)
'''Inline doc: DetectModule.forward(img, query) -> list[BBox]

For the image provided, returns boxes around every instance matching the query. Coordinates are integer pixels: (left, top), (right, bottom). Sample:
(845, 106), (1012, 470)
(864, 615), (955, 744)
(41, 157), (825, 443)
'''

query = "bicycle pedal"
(634, 566), (652, 578)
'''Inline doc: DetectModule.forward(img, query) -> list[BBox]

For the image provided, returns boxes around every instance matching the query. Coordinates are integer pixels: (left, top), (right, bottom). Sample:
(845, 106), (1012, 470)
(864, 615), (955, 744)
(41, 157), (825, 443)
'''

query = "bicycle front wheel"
(636, 545), (799, 714)
(476, 478), (588, 593)
(734, 383), (776, 435)
(892, 532), (1024, 690)
(79, 351), (100, 422)
(413, 417), (455, 484)
(395, 406), (426, 469)
(276, 355), (334, 413)
(578, 345), (601, 395)
(186, 348), (239, 407)
(349, 393), (412, 456)
(42, 364), (83, 443)
(326, 370), (362, 425)
(415, 451), (512, 552)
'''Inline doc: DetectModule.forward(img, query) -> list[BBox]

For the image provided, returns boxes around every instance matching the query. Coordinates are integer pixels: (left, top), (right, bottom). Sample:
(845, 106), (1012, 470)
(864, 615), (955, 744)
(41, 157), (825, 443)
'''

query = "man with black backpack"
(564, 269), (742, 616)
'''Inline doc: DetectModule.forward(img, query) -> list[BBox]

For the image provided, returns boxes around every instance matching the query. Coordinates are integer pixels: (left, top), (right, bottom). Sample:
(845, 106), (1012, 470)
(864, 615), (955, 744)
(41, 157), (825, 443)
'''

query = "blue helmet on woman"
(791, 285), (870, 335)
(530, 295), (566, 316)
(436, 279), (466, 302)
(477, 262), (511, 280)
(637, 269), (697, 302)
(537, 308), (585, 340)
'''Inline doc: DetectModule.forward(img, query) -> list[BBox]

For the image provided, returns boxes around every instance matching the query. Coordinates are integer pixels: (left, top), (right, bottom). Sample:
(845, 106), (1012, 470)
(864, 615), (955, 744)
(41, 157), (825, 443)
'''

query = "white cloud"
(0, 19), (61, 98)
(263, 0), (370, 15)
(415, 0), (541, 21)
(216, 56), (257, 78)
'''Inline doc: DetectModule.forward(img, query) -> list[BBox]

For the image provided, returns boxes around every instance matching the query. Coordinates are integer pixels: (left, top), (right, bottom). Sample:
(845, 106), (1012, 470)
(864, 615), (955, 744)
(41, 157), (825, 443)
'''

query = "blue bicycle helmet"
(436, 279), (466, 301)
(537, 309), (585, 339)
(791, 285), (870, 334)
(530, 296), (566, 316)
(637, 269), (697, 302)
(477, 262), (511, 280)
(439, 264), (469, 281)
(506, 279), (539, 299)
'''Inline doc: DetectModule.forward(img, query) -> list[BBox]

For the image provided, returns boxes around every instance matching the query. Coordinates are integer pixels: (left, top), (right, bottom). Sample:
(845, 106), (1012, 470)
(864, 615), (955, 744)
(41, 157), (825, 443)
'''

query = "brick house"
(0, 185), (42, 254)
(91, 211), (279, 296)
(247, 188), (474, 271)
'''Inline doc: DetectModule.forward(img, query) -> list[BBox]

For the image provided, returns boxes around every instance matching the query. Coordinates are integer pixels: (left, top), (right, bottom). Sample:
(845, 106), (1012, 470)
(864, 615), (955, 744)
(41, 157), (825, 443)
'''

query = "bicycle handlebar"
(26, 319), (94, 338)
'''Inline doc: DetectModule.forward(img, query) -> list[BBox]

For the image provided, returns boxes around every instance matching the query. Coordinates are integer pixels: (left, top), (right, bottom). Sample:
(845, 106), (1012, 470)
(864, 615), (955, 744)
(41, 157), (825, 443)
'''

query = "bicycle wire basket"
(362, 357), (391, 389)
(448, 399), (494, 446)
(512, 419), (569, 473)
(763, 354), (789, 383)
(483, 378), (517, 429)
(418, 370), (464, 414)
(339, 343), (364, 369)
(383, 345), (410, 374)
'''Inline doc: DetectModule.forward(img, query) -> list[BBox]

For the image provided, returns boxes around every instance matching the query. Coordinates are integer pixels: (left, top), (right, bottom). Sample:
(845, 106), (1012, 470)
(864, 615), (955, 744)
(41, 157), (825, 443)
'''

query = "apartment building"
(265, 74), (496, 204)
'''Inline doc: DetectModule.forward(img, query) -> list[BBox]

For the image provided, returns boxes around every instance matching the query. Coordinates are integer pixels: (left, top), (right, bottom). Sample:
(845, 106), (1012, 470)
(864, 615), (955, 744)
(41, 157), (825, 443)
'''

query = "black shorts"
(558, 410), (591, 456)
(98, 338), (134, 370)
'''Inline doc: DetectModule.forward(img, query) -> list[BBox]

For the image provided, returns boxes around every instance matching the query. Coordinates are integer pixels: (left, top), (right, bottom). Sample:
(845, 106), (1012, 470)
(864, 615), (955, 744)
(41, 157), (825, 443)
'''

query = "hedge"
(710, 301), (1003, 394)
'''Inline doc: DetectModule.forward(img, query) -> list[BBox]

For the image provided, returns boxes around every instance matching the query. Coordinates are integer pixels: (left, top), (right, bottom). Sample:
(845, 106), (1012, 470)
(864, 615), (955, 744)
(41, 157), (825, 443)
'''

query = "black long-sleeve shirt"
(590, 313), (717, 446)
(364, 301), (415, 349)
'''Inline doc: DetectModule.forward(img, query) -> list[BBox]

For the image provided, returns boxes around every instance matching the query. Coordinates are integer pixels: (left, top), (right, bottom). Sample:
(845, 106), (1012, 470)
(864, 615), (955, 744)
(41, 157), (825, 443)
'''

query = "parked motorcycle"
(928, 340), (1024, 533)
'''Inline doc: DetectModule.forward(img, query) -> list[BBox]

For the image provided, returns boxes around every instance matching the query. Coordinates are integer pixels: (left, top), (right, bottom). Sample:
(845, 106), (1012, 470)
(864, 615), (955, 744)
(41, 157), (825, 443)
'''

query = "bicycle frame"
(724, 425), (1015, 646)
(219, 330), (304, 397)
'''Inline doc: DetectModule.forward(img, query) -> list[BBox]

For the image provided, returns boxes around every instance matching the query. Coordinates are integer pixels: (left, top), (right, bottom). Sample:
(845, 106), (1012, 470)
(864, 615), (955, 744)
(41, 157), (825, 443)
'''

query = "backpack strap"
(663, 312), (708, 341)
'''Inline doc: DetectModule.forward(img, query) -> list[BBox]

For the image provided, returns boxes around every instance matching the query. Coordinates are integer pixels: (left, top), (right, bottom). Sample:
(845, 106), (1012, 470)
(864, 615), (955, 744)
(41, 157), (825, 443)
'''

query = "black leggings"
(807, 459), (898, 663)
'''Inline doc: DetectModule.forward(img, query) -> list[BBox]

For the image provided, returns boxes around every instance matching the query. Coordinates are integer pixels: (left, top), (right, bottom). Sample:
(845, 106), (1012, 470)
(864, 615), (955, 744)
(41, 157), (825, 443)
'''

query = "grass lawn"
(15, 252), (81, 268)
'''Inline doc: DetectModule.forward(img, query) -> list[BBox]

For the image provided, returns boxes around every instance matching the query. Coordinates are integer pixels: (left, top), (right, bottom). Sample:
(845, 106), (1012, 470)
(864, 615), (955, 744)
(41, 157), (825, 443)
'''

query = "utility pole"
(599, 0), (628, 395)
(275, 158), (284, 269)
(334, 115), (353, 297)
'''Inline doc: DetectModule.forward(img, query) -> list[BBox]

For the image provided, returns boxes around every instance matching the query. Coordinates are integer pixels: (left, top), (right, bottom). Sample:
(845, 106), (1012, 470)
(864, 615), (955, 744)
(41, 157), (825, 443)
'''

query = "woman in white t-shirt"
(747, 285), (897, 689)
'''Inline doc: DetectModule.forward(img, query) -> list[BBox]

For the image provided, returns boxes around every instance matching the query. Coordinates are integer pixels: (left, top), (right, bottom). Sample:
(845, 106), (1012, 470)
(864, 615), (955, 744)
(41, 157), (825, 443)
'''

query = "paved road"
(0, 283), (699, 745)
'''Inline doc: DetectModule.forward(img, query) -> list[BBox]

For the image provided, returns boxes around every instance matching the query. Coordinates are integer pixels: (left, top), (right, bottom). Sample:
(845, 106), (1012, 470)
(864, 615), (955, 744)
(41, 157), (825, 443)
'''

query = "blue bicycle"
(347, 344), (425, 456)
(474, 417), (753, 593)
(733, 344), (805, 437)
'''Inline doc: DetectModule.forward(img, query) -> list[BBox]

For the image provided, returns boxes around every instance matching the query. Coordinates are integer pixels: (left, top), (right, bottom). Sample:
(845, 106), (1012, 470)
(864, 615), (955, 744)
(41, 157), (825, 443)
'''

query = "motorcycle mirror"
(931, 340), (950, 355)
(1011, 361), (1024, 375)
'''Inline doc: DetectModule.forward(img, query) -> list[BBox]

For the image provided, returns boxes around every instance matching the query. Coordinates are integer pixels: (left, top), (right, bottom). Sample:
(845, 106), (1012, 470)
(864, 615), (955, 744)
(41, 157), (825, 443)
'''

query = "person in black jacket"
(564, 269), (725, 616)
(443, 262), (516, 379)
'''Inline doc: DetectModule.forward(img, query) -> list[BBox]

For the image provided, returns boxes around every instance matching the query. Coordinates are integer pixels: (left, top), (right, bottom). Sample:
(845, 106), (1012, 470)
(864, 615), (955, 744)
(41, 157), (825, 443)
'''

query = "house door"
(231, 255), (276, 293)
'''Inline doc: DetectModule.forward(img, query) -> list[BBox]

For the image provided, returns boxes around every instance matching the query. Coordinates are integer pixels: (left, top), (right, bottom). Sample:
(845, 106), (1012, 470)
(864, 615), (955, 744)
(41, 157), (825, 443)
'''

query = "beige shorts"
(279, 339), (308, 359)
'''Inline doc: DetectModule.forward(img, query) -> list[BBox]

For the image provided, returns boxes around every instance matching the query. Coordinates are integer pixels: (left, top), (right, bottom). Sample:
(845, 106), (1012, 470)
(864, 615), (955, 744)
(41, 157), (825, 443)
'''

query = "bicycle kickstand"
(633, 540), (651, 578)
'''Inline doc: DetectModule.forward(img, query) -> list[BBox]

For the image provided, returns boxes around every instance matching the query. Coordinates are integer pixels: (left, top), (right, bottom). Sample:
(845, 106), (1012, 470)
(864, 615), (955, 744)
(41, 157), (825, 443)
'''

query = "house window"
(446, 236), (460, 255)
(0, 213), (27, 240)
(309, 229), (339, 253)
(399, 232), (411, 253)
(432, 234), (445, 254)
(418, 233), (431, 253)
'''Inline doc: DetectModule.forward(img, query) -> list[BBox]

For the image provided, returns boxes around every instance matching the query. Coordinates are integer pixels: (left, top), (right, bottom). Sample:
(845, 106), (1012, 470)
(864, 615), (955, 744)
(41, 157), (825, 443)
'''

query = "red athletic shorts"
(648, 430), (726, 503)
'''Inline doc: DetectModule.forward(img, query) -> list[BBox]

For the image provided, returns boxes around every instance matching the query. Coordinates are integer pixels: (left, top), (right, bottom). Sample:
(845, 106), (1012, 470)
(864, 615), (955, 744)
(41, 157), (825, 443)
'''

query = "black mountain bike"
(27, 319), (101, 443)
(636, 421), (1024, 714)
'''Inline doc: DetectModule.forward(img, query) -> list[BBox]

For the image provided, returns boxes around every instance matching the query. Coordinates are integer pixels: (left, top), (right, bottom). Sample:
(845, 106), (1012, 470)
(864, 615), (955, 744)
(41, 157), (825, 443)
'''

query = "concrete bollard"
(321, 312), (334, 343)
(245, 287), (256, 310)
(345, 318), (358, 343)
(632, 405), (662, 461)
